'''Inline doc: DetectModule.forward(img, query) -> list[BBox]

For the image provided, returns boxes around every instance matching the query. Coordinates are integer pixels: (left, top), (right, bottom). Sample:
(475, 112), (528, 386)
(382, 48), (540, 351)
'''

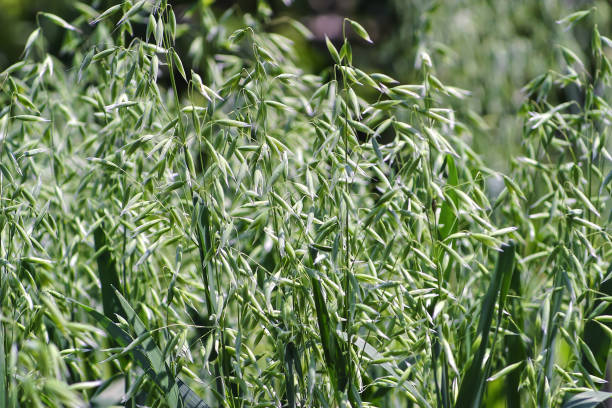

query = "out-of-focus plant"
(492, 9), (612, 407)
(378, 0), (612, 169)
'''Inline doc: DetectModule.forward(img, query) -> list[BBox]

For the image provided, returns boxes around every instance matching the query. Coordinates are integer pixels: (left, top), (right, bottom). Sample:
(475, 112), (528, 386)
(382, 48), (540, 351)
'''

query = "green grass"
(0, 1), (611, 407)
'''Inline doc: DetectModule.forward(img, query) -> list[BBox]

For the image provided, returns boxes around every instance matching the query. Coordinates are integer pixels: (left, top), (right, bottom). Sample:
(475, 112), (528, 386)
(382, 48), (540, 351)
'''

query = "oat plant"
(0, 2), (611, 408)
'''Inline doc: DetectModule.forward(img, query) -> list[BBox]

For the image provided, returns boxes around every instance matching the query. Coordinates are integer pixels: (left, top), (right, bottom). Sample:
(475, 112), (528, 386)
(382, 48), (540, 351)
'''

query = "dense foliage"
(0, 1), (611, 407)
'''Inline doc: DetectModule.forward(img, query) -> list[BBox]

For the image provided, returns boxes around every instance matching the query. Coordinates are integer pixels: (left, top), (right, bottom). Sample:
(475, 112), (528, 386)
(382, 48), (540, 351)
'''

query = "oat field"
(1, 1), (612, 407)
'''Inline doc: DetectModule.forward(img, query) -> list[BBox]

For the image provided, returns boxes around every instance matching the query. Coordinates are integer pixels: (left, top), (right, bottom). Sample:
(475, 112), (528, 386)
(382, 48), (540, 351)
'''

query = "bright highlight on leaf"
(39, 12), (82, 33)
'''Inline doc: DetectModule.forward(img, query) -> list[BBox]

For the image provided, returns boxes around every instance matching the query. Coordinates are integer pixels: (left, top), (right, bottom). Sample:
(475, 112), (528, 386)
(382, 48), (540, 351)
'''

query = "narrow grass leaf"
(563, 390), (612, 408)
(93, 223), (123, 320)
(455, 242), (516, 408)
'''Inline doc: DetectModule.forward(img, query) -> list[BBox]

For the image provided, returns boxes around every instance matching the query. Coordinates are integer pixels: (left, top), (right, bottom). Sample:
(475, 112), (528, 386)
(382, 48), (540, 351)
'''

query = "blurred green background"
(1, 0), (610, 167)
